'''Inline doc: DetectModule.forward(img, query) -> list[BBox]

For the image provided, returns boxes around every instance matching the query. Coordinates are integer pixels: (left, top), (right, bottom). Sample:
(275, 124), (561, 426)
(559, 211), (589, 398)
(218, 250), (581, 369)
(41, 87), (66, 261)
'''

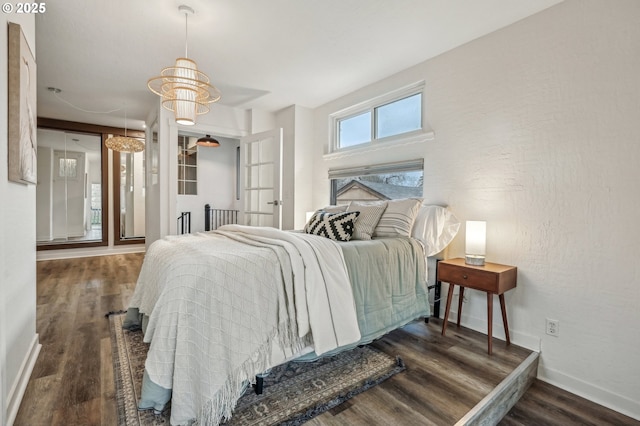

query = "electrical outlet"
(546, 318), (560, 337)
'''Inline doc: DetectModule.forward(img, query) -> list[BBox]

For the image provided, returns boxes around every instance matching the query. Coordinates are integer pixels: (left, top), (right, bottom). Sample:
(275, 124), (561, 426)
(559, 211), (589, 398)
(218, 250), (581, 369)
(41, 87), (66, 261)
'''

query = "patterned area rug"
(109, 313), (405, 425)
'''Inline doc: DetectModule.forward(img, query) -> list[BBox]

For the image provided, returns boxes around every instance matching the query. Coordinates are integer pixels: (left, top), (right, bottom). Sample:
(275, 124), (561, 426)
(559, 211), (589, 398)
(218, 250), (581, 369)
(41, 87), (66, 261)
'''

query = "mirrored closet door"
(36, 119), (147, 250)
(36, 127), (107, 248)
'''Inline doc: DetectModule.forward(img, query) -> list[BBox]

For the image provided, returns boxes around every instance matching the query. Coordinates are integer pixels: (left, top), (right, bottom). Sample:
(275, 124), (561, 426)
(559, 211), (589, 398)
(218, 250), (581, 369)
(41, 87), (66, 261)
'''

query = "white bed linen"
(128, 226), (360, 425)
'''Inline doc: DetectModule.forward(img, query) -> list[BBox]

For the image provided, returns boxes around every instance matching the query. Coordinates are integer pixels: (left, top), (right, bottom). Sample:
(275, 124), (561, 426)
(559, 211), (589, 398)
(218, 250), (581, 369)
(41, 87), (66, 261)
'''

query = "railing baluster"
(204, 205), (239, 230)
(177, 211), (191, 235)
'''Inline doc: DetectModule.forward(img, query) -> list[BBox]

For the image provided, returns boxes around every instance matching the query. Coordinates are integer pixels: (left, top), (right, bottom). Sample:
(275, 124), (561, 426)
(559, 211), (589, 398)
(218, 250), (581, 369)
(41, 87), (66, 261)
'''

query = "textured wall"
(311, 0), (640, 419)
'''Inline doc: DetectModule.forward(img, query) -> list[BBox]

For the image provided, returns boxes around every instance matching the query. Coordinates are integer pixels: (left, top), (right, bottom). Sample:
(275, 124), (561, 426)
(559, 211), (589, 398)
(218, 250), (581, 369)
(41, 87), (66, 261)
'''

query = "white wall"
(310, 0), (639, 419)
(1, 13), (40, 426)
(248, 108), (276, 134)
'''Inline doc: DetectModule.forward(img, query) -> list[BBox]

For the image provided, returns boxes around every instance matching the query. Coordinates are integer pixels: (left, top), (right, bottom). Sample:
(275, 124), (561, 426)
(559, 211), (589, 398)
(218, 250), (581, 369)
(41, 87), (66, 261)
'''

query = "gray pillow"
(320, 205), (348, 213)
(374, 198), (422, 238)
(346, 201), (387, 240)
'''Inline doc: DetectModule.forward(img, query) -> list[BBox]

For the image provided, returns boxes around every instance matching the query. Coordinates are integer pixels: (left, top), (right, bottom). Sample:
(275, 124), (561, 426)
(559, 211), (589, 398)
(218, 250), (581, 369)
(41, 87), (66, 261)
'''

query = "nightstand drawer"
(438, 262), (498, 292)
(437, 258), (517, 294)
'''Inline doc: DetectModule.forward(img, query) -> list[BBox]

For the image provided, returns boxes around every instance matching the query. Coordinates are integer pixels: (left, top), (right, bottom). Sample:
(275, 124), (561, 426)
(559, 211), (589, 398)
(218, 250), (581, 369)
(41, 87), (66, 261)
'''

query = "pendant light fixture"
(196, 134), (220, 147)
(105, 107), (144, 153)
(147, 5), (221, 126)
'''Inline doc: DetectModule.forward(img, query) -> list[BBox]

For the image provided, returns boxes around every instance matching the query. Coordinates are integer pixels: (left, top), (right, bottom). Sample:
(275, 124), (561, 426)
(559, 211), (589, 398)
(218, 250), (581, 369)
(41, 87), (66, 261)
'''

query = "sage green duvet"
(298, 236), (429, 359)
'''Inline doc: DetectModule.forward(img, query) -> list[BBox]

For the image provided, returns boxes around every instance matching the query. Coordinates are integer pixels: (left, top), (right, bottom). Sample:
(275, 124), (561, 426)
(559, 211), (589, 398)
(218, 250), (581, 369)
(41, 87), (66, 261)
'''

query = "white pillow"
(373, 198), (422, 238)
(411, 205), (460, 256)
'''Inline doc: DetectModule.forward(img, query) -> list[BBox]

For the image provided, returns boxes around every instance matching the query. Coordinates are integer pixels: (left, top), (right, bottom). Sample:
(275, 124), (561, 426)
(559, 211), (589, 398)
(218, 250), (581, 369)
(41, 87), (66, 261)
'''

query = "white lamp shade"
(149, 57), (220, 126)
(465, 221), (486, 256)
(173, 58), (197, 125)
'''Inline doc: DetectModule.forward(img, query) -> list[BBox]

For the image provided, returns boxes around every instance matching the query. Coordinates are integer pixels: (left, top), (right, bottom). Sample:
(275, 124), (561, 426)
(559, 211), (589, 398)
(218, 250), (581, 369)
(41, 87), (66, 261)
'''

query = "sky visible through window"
(339, 111), (371, 148)
(338, 93), (422, 149)
(376, 93), (421, 139)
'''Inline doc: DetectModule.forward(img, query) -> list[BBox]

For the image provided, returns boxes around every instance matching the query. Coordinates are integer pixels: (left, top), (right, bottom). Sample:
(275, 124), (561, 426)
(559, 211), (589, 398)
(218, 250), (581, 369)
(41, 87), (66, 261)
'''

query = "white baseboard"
(448, 309), (541, 352)
(449, 307), (639, 421)
(538, 364), (640, 421)
(36, 244), (145, 261)
(6, 334), (41, 426)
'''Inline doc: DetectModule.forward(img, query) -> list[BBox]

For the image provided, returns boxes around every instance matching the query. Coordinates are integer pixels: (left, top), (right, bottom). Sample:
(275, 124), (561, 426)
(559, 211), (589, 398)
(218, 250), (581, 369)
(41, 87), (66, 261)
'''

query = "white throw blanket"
(128, 226), (360, 425)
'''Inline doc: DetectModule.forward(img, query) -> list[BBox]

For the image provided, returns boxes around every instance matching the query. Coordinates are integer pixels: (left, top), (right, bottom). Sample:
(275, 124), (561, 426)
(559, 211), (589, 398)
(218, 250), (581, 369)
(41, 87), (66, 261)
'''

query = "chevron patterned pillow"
(304, 211), (360, 241)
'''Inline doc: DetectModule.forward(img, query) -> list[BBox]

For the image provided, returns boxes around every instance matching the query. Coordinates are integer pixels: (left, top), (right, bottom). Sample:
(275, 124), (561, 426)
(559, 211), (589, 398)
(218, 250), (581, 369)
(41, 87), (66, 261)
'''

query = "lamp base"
(465, 255), (485, 266)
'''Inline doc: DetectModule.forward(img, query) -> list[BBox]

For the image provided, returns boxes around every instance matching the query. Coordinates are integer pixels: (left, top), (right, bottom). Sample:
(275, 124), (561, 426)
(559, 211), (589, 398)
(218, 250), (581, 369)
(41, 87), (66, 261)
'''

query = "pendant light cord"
(184, 11), (189, 58)
(52, 90), (123, 114)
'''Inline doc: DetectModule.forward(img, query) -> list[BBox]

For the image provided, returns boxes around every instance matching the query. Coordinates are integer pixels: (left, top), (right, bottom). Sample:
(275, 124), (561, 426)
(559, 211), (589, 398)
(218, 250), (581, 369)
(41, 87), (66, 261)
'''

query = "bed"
(124, 203), (459, 425)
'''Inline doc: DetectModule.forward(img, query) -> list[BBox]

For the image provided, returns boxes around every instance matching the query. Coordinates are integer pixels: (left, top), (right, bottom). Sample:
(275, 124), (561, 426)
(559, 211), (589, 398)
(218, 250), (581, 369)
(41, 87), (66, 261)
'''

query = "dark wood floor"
(15, 254), (144, 426)
(14, 254), (638, 425)
(500, 380), (638, 426)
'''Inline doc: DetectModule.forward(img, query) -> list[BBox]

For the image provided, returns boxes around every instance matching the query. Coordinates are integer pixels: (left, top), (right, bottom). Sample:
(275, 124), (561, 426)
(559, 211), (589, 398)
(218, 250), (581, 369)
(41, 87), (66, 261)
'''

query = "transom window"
(331, 82), (424, 152)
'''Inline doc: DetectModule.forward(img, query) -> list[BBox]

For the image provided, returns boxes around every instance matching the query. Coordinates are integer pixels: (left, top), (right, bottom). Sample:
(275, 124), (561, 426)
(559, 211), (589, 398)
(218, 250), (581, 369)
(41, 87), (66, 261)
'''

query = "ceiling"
(35, 0), (562, 130)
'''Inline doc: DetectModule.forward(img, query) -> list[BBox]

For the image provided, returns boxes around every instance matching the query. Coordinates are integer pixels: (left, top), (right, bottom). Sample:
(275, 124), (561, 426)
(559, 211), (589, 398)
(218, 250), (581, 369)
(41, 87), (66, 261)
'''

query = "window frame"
(329, 81), (426, 154)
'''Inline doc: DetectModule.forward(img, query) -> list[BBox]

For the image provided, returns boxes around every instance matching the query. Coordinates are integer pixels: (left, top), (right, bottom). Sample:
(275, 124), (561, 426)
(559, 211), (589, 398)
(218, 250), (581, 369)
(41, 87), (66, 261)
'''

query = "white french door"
(240, 128), (283, 229)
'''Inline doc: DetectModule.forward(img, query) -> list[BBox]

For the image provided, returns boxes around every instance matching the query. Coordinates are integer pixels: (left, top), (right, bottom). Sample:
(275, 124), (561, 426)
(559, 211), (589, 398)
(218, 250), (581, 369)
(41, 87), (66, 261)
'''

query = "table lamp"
(465, 220), (486, 266)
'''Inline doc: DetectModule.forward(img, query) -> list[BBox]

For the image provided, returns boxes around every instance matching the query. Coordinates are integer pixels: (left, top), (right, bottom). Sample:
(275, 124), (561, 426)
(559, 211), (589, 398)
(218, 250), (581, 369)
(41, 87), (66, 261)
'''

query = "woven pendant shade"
(147, 5), (220, 126)
(105, 106), (144, 153)
(105, 136), (145, 153)
(147, 58), (220, 126)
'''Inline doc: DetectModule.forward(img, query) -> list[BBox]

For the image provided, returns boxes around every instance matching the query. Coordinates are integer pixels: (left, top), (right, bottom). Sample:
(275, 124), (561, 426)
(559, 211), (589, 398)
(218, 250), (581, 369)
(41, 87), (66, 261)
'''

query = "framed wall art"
(8, 22), (37, 185)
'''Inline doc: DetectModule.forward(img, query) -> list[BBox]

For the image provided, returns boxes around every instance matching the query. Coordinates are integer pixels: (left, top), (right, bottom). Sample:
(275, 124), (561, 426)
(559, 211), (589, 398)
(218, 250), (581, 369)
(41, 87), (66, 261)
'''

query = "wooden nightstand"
(437, 258), (517, 355)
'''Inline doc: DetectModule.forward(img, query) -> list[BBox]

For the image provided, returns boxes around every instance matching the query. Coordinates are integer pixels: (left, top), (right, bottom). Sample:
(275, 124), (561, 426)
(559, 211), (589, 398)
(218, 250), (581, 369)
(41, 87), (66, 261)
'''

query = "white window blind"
(328, 159), (424, 179)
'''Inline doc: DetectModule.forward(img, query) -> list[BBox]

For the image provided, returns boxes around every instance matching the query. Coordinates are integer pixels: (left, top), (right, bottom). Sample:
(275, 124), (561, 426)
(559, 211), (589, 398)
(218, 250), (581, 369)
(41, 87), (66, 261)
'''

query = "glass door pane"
(36, 128), (104, 247)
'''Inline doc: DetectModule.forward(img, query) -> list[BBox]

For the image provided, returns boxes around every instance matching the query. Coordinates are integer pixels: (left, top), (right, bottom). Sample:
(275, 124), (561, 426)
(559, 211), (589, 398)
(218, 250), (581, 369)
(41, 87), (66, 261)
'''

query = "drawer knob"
(463, 275), (468, 279)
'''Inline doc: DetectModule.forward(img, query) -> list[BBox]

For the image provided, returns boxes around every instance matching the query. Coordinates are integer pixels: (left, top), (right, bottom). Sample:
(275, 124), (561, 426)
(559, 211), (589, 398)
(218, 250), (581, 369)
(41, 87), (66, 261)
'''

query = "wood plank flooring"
(16, 254), (144, 426)
(14, 254), (639, 425)
(500, 380), (638, 426)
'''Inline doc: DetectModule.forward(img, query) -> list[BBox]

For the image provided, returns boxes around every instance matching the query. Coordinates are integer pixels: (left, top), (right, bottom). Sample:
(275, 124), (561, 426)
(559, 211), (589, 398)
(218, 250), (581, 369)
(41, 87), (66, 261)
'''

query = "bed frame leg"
(254, 375), (264, 395)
